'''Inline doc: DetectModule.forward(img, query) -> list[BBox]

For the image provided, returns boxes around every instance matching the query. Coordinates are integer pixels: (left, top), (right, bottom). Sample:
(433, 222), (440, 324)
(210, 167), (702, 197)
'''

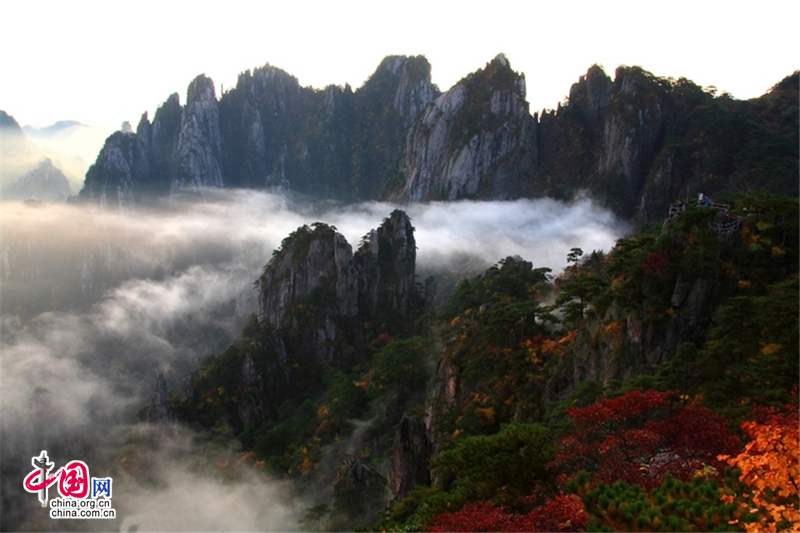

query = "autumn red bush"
(426, 494), (586, 532)
(553, 389), (739, 489)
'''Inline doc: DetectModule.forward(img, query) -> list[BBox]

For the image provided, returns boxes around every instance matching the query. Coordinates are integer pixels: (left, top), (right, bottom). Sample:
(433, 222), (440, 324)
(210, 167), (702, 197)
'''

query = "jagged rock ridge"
(80, 56), (440, 205)
(256, 209), (423, 362)
(79, 58), (798, 223)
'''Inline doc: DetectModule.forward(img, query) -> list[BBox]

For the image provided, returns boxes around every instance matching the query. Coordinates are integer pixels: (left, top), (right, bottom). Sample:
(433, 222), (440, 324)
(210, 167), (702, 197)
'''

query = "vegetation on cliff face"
(168, 192), (798, 531)
(535, 67), (798, 221)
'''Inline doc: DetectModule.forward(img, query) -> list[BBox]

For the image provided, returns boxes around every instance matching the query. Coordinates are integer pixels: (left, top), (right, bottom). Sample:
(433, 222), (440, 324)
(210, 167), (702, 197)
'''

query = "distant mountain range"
(2, 157), (71, 202)
(22, 120), (84, 139)
(45, 55), (800, 221)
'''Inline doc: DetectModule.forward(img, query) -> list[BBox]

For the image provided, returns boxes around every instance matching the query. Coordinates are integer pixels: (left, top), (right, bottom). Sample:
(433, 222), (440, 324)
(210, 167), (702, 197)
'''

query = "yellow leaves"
(316, 405), (330, 419)
(738, 279), (752, 289)
(761, 343), (783, 356)
(475, 406), (496, 424)
(450, 316), (462, 327)
(217, 386), (225, 396)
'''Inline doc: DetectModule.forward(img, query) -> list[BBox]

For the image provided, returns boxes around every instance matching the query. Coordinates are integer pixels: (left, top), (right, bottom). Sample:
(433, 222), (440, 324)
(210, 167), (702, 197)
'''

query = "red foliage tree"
(553, 389), (739, 489)
(426, 494), (586, 532)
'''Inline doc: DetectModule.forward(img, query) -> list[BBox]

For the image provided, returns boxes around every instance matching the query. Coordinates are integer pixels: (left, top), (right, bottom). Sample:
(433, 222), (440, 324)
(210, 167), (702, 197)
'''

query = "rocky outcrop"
(80, 131), (149, 210)
(146, 373), (175, 430)
(387, 416), (431, 505)
(332, 457), (386, 525)
(354, 210), (418, 317)
(148, 93), (183, 193)
(258, 224), (357, 325)
(545, 267), (730, 402)
(397, 54), (537, 202)
(172, 75), (224, 194)
(387, 56), (439, 129)
(595, 66), (667, 217)
(567, 64), (613, 131)
(2, 158), (71, 202)
(257, 210), (421, 362)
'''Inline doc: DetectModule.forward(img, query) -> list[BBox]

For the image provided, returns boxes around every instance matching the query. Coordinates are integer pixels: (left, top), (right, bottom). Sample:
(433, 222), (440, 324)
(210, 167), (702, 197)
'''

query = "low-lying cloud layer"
(0, 190), (628, 530)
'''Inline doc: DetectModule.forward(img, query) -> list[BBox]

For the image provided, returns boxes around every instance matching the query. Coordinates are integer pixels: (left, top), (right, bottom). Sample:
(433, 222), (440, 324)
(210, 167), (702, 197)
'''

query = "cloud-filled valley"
(0, 190), (627, 530)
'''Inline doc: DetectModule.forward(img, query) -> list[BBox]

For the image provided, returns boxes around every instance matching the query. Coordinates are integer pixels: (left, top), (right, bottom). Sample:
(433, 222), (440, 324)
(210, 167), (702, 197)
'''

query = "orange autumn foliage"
(719, 401), (800, 532)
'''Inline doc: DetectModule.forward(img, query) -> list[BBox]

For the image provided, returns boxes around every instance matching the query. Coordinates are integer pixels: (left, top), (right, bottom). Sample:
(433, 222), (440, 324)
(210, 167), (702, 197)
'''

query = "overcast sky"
(2, 0), (797, 133)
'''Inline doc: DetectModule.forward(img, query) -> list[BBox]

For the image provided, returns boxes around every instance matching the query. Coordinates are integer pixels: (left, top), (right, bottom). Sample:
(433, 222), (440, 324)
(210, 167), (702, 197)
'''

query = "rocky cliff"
(536, 66), (798, 221)
(78, 59), (797, 221)
(396, 54), (537, 202)
(172, 75), (225, 194)
(256, 209), (421, 362)
(80, 56), (440, 206)
(80, 131), (149, 209)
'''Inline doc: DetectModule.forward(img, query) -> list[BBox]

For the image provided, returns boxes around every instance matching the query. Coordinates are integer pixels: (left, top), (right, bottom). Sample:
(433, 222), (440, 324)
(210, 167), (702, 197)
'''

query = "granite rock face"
(387, 416), (431, 505)
(77, 58), (797, 221)
(595, 66), (667, 217)
(397, 54), (537, 202)
(173, 75), (225, 195)
(257, 210), (419, 362)
(80, 131), (149, 210)
(80, 56), (440, 208)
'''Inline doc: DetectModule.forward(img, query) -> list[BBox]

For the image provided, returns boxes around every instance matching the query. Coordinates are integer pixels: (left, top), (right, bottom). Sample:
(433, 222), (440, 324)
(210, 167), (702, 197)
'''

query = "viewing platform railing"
(667, 199), (744, 235)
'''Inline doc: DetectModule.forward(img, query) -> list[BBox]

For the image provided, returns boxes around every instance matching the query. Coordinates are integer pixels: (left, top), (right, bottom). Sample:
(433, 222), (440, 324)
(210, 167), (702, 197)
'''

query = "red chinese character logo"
(58, 461), (90, 498)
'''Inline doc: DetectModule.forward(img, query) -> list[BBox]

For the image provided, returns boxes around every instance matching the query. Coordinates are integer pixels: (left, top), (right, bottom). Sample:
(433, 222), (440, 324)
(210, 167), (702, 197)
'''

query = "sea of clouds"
(0, 190), (628, 530)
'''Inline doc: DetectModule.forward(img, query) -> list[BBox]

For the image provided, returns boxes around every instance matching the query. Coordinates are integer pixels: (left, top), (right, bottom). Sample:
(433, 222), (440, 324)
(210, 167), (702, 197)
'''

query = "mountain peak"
(187, 74), (216, 106)
(492, 53), (509, 67)
(0, 110), (24, 136)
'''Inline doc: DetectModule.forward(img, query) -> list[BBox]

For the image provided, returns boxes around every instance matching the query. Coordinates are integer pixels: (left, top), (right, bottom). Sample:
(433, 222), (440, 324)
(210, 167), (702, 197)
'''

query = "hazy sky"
(3, 0), (797, 135)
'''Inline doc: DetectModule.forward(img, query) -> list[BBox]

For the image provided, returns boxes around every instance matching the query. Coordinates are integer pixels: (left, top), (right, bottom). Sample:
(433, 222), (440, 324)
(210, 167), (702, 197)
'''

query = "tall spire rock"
(173, 75), (224, 194)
